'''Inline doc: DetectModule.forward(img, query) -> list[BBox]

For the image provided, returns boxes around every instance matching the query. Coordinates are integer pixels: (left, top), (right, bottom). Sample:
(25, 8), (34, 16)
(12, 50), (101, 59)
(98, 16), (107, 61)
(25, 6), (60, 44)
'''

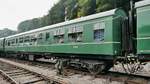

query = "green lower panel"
(137, 39), (150, 54)
(5, 43), (121, 55)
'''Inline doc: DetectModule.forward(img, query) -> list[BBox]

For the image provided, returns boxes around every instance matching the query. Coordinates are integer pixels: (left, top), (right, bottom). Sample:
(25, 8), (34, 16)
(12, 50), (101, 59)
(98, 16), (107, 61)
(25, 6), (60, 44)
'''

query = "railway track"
(1, 58), (150, 84)
(0, 73), (11, 84)
(0, 60), (69, 84)
(0, 58), (52, 68)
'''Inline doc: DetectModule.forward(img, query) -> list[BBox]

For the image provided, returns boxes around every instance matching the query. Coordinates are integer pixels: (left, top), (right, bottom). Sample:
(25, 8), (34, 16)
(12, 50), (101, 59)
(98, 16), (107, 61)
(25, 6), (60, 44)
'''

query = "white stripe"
(137, 37), (150, 40)
(140, 50), (150, 53)
(50, 42), (121, 46)
(6, 42), (120, 48)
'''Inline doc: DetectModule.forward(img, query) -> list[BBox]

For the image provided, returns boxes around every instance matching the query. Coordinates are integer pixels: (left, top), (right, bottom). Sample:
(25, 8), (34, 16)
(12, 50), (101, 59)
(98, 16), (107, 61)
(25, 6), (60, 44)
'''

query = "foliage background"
(0, 0), (141, 37)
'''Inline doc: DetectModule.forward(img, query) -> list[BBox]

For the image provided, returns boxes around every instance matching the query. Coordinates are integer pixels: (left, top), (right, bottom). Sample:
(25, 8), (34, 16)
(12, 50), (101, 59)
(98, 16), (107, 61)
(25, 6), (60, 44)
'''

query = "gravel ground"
(110, 62), (150, 77)
(0, 59), (128, 84)
(65, 74), (124, 84)
(0, 58), (150, 84)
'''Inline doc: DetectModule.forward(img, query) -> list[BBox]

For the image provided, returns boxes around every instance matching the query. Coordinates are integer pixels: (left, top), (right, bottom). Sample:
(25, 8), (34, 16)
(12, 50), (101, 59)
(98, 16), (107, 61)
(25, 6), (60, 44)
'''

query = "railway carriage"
(4, 8), (126, 59)
(3, 8), (126, 74)
(0, 38), (4, 54)
(1, 0), (150, 74)
(135, 0), (150, 61)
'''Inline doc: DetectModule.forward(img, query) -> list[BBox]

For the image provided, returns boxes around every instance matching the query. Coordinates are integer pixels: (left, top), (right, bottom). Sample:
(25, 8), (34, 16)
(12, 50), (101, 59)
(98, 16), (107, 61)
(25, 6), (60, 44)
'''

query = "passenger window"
(54, 35), (64, 43)
(93, 22), (105, 42)
(8, 41), (10, 46)
(31, 35), (37, 42)
(68, 33), (82, 42)
(68, 26), (83, 42)
(19, 37), (23, 43)
(38, 33), (43, 39)
(16, 38), (18, 43)
(94, 29), (104, 42)
(12, 39), (15, 45)
(24, 36), (30, 42)
(46, 32), (50, 41)
(53, 28), (65, 43)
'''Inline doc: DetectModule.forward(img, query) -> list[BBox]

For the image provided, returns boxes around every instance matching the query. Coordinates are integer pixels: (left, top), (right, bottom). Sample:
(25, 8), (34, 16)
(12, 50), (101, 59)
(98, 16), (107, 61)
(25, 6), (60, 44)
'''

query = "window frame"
(93, 22), (105, 42)
(68, 25), (83, 42)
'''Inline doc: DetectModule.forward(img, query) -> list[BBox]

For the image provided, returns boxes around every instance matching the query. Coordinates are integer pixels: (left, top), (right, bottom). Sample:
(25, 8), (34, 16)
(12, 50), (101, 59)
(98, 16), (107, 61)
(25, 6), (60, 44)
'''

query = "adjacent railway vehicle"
(0, 0), (150, 74)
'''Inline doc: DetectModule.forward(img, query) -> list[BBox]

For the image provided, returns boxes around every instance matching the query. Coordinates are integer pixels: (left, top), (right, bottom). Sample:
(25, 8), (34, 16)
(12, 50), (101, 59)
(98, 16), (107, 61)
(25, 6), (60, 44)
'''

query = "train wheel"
(88, 64), (105, 75)
(55, 59), (69, 75)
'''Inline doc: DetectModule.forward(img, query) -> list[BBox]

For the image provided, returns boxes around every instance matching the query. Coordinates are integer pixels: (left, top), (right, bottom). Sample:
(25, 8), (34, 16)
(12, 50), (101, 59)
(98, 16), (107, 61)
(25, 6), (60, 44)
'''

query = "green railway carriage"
(3, 8), (127, 74)
(2, 0), (150, 74)
(135, 0), (150, 60)
(4, 9), (126, 61)
(0, 38), (4, 52)
(0, 38), (5, 57)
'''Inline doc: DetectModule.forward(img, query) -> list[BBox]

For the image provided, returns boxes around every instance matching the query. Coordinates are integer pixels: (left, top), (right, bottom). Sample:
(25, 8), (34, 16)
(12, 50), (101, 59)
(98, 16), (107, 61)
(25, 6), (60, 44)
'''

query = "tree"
(17, 0), (141, 33)
(0, 28), (16, 38)
(18, 0), (65, 33)
(49, 0), (65, 24)
(96, 0), (115, 12)
(64, 0), (78, 20)
(78, 0), (96, 17)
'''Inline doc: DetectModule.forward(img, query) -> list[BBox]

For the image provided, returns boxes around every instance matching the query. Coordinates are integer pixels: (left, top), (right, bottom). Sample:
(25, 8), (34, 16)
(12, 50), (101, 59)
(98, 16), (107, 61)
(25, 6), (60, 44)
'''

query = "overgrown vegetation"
(16, 0), (139, 33)
(0, 28), (16, 38)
